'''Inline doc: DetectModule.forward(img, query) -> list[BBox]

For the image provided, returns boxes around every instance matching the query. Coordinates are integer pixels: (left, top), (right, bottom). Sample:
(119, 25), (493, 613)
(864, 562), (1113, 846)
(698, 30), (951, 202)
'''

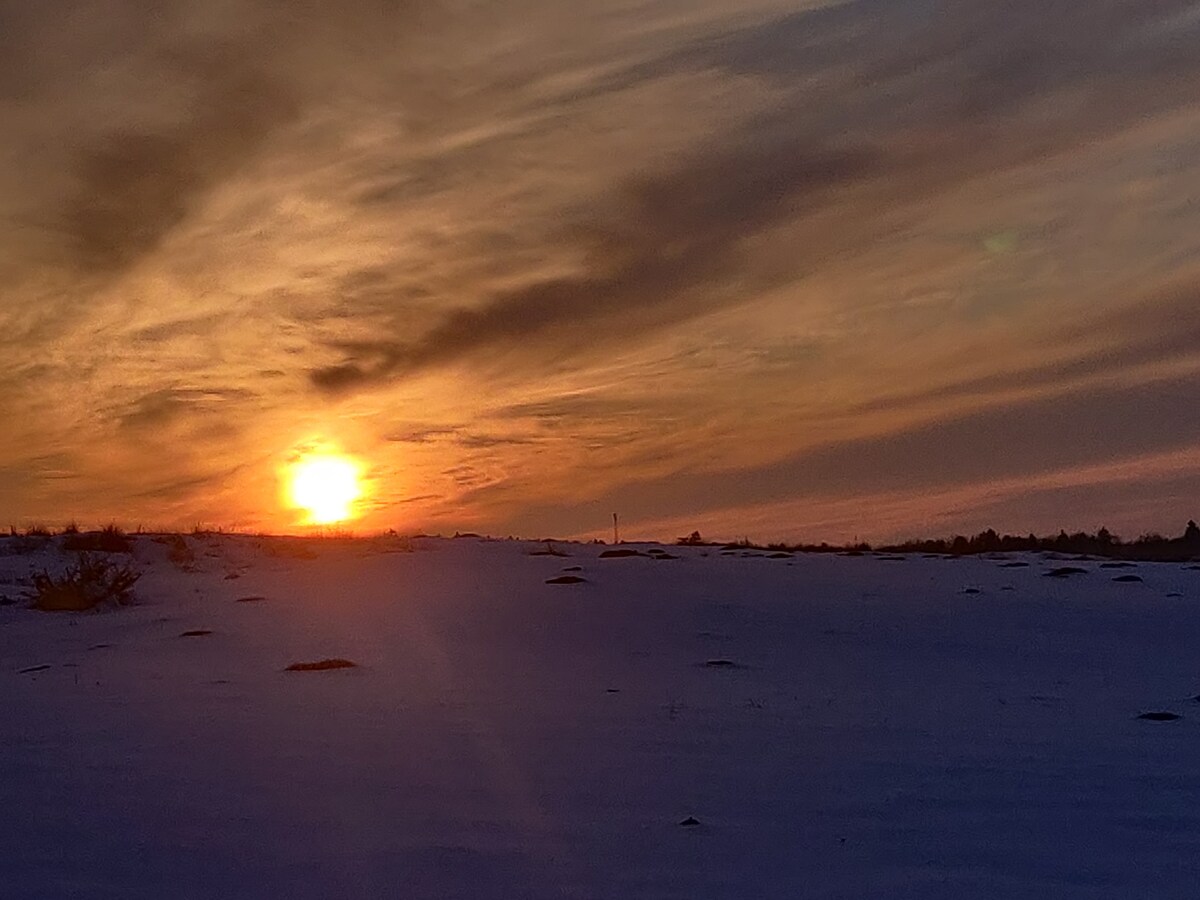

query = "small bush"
(63, 524), (133, 553)
(28, 555), (142, 611)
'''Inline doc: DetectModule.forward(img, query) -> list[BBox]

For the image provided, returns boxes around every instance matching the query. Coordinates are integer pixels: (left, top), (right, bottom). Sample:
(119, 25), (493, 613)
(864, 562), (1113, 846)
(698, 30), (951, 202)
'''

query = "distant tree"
(975, 528), (1000, 552)
(1184, 520), (1200, 546)
(677, 531), (704, 546)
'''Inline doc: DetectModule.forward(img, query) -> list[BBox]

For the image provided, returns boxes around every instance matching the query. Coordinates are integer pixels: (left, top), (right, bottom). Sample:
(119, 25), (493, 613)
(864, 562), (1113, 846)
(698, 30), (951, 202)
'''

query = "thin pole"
(613, 513), (619, 544)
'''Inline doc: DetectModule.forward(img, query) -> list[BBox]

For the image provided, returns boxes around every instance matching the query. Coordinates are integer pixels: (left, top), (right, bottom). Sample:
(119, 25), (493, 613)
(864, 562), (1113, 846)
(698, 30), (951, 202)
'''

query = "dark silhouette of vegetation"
(672, 532), (872, 554)
(882, 521), (1200, 562)
(671, 520), (1200, 561)
(27, 554), (142, 611)
(63, 524), (133, 553)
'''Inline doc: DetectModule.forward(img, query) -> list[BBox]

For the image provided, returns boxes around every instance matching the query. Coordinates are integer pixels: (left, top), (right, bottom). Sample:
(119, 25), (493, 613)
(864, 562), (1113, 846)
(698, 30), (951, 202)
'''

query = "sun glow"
(286, 453), (364, 525)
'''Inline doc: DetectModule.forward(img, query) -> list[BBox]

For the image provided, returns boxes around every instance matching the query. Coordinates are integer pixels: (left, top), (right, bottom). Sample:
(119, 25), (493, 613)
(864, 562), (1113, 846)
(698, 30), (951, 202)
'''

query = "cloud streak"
(308, 0), (1200, 392)
(310, 140), (877, 390)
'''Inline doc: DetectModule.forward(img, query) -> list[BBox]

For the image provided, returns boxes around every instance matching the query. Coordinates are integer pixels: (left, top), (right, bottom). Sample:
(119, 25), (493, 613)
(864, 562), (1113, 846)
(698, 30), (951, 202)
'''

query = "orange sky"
(3, 1), (1200, 542)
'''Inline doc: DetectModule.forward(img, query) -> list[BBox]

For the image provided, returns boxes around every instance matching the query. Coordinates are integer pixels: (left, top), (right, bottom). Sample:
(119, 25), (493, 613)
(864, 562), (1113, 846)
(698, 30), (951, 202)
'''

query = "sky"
(3, 0), (1200, 543)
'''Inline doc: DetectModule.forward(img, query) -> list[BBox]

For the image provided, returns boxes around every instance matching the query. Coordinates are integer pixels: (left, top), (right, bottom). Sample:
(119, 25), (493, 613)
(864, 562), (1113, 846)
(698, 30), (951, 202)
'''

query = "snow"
(3, 535), (1200, 898)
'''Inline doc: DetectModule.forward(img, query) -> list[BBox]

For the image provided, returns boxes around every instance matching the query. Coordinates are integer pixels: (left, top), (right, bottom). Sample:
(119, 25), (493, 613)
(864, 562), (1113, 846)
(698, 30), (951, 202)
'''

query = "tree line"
(678, 521), (1200, 561)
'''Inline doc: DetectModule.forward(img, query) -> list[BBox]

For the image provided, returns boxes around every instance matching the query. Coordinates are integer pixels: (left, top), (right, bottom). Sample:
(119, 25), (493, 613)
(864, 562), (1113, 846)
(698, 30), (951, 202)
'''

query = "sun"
(285, 453), (364, 525)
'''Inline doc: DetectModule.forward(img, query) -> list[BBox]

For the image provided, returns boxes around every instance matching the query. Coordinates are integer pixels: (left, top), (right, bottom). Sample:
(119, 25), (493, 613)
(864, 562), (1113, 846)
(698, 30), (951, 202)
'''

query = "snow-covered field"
(3, 534), (1200, 899)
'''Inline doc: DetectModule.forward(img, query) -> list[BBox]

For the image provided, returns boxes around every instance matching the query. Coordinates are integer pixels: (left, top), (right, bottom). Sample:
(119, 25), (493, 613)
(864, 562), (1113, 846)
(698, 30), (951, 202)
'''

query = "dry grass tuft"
(28, 554), (141, 611)
(63, 524), (133, 553)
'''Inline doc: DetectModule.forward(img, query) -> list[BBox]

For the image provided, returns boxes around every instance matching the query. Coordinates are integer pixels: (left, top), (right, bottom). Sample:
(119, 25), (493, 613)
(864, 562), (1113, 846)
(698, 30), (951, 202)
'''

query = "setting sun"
(286, 454), (363, 525)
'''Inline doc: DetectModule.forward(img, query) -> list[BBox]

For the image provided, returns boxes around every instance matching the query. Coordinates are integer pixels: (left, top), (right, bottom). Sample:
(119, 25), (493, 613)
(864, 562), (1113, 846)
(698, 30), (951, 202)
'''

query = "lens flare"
(286, 454), (363, 525)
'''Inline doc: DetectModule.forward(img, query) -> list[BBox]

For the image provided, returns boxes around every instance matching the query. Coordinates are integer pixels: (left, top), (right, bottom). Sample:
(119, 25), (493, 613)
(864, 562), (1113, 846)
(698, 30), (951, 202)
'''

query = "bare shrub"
(28, 554), (142, 611)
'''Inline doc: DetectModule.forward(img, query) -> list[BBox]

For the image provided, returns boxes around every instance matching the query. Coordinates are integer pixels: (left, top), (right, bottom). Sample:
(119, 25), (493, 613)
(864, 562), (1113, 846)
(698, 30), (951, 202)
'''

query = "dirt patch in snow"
(285, 658), (358, 672)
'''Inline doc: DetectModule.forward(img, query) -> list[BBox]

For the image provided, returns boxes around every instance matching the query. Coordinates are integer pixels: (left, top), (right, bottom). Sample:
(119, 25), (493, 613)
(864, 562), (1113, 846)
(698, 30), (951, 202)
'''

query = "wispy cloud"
(310, 139), (876, 390)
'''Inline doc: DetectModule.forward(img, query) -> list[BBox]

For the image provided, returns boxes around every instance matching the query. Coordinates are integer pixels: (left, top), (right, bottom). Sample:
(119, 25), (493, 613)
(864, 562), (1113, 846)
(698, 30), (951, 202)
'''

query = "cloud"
(128, 464), (248, 502)
(116, 387), (255, 431)
(384, 427), (459, 445)
(3, 1), (429, 285)
(454, 433), (543, 449)
(308, 0), (1200, 394)
(597, 367), (1200, 520)
(382, 426), (541, 448)
(63, 67), (296, 275)
(494, 394), (653, 423)
(698, 0), (1200, 116)
(854, 276), (1200, 415)
(309, 139), (879, 391)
